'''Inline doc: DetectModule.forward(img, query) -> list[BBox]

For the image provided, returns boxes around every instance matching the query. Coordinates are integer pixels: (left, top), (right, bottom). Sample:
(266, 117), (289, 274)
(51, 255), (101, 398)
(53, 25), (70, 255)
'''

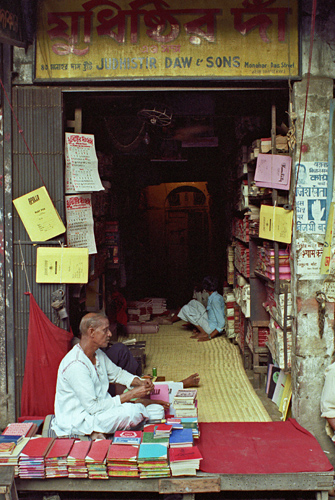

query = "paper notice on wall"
(13, 186), (65, 241)
(65, 133), (104, 193)
(296, 238), (324, 278)
(36, 247), (89, 283)
(259, 205), (293, 244)
(65, 194), (97, 254)
(295, 161), (328, 234)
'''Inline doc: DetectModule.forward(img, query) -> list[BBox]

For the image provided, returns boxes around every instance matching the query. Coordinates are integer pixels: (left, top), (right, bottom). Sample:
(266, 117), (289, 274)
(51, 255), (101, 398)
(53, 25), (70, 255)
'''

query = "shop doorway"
(63, 87), (289, 312)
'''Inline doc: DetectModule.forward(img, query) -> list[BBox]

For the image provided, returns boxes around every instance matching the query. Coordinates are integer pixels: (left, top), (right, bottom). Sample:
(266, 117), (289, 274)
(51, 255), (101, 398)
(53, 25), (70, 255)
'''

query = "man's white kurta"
(52, 344), (148, 437)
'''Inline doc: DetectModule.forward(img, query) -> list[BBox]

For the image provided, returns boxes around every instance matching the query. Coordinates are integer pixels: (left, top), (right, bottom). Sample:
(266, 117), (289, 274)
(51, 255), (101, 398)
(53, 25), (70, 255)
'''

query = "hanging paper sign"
(259, 205), (293, 244)
(36, 247), (89, 283)
(13, 186), (65, 241)
(65, 133), (104, 193)
(65, 194), (97, 254)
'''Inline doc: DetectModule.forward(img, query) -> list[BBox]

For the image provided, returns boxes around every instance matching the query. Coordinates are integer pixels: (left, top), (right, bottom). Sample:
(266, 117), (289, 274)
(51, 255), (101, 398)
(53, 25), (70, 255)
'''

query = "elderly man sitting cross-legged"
(52, 313), (163, 440)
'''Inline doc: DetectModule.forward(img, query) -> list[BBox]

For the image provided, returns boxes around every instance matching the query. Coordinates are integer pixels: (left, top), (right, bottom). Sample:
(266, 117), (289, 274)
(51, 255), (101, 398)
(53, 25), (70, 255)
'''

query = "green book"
(142, 432), (169, 446)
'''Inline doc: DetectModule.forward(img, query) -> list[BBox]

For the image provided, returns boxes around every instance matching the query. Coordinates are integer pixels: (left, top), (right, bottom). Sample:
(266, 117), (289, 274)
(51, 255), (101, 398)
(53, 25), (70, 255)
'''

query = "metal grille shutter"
(12, 86), (65, 418)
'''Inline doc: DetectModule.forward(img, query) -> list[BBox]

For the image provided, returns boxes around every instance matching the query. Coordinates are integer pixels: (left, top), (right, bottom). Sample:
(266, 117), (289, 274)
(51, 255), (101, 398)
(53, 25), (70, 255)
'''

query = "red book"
(143, 424), (156, 433)
(46, 439), (75, 460)
(2, 422), (34, 437)
(169, 445), (203, 463)
(107, 444), (139, 462)
(68, 440), (91, 462)
(86, 440), (112, 463)
(20, 437), (55, 458)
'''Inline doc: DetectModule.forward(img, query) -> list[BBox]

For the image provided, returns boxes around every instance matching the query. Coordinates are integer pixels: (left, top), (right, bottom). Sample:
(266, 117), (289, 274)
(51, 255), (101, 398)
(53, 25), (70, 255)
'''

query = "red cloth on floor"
(197, 419), (333, 474)
(20, 293), (73, 417)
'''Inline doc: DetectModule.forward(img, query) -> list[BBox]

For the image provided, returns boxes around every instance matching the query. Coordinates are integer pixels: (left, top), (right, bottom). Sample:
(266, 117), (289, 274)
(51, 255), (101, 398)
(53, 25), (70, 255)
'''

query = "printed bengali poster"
(65, 194), (97, 254)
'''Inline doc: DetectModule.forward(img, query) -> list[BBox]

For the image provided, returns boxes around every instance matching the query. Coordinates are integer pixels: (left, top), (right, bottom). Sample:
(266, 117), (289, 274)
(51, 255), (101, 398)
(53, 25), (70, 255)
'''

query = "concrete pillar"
(292, 76), (335, 464)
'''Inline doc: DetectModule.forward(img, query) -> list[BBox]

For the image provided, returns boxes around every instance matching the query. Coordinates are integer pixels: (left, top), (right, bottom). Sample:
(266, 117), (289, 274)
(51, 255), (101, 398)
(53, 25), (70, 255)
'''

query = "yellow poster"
(13, 186), (65, 242)
(320, 202), (335, 274)
(259, 205), (293, 244)
(36, 247), (89, 283)
(35, 0), (299, 80)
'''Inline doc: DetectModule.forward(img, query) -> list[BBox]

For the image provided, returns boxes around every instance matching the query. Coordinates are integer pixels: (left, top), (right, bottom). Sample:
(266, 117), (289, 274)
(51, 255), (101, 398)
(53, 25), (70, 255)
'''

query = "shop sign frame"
(0, 0), (26, 47)
(35, 0), (300, 82)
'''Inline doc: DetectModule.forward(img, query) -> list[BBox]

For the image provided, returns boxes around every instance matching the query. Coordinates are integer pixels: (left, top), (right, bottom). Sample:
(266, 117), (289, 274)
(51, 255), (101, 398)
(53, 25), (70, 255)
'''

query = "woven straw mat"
(120, 322), (271, 422)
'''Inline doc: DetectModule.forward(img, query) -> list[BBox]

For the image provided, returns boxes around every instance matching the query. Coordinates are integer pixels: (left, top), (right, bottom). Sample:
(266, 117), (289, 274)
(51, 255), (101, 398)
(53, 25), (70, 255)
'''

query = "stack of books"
(173, 389), (198, 418)
(169, 445), (203, 476)
(180, 418), (200, 439)
(137, 443), (170, 478)
(107, 444), (139, 477)
(2, 421), (37, 439)
(0, 437), (30, 477)
(67, 440), (91, 478)
(45, 438), (74, 478)
(169, 428), (194, 449)
(154, 424), (173, 440)
(142, 425), (169, 447)
(85, 439), (111, 479)
(18, 437), (55, 479)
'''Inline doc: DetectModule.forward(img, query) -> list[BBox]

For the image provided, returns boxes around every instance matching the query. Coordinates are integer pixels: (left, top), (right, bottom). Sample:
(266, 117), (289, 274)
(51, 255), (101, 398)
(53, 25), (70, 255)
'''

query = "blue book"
(169, 428), (193, 447)
(0, 435), (23, 444)
(137, 443), (168, 461)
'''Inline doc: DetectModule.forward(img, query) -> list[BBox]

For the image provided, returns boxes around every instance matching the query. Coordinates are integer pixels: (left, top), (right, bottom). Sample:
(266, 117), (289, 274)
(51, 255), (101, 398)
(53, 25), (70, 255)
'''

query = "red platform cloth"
(197, 419), (333, 474)
(21, 293), (73, 417)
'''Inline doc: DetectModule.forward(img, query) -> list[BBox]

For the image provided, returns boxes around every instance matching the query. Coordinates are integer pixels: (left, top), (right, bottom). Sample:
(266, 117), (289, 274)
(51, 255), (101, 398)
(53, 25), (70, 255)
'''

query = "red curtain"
(20, 293), (73, 417)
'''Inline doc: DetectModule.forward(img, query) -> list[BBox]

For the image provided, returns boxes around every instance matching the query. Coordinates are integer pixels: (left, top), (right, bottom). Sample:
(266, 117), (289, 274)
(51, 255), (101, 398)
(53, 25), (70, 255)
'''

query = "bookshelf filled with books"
(232, 106), (292, 388)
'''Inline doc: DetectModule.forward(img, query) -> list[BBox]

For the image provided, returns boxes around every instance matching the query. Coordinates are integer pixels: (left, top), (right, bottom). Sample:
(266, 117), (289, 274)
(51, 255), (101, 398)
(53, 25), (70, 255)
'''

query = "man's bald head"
(80, 313), (108, 337)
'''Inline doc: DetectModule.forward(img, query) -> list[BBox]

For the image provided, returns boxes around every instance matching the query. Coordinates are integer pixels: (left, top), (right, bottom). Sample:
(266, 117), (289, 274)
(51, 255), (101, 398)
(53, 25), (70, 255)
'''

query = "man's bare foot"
(90, 432), (106, 440)
(182, 322), (194, 330)
(181, 373), (200, 388)
(135, 398), (170, 410)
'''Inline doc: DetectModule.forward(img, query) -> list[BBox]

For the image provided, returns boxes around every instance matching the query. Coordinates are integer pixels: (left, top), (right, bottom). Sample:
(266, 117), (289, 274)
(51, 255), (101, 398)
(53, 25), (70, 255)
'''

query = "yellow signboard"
(35, 0), (299, 81)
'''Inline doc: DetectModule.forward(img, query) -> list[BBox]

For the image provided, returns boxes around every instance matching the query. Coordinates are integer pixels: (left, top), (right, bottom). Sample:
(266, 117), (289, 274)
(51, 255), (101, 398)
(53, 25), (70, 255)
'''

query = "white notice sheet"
(65, 133), (104, 193)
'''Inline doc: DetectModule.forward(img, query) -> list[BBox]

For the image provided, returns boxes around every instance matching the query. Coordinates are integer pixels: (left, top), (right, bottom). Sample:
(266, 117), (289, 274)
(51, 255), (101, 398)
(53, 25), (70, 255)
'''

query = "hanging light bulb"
(143, 131), (150, 145)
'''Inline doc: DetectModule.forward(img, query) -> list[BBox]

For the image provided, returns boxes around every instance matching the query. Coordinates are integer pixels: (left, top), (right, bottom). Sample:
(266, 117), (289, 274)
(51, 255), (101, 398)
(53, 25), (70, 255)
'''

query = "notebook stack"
(137, 443), (170, 478)
(67, 440), (91, 478)
(0, 437), (30, 477)
(173, 389), (198, 418)
(85, 439), (111, 479)
(169, 446), (203, 476)
(45, 439), (74, 478)
(107, 444), (139, 477)
(18, 437), (55, 478)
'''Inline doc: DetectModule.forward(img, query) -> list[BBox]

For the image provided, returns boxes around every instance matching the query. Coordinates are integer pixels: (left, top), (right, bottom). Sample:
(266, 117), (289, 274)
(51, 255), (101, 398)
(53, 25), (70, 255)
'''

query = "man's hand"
(131, 377), (154, 391)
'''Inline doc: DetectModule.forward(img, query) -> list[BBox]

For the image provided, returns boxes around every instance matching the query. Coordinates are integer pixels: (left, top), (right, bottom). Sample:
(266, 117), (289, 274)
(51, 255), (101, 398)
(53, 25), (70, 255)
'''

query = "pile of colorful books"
(137, 441), (170, 478)
(18, 437), (55, 479)
(67, 440), (91, 478)
(86, 439), (111, 479)
(107, 444), (139, 477)
(45, 438), (74, 478)
(173, 389), (198, 418)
